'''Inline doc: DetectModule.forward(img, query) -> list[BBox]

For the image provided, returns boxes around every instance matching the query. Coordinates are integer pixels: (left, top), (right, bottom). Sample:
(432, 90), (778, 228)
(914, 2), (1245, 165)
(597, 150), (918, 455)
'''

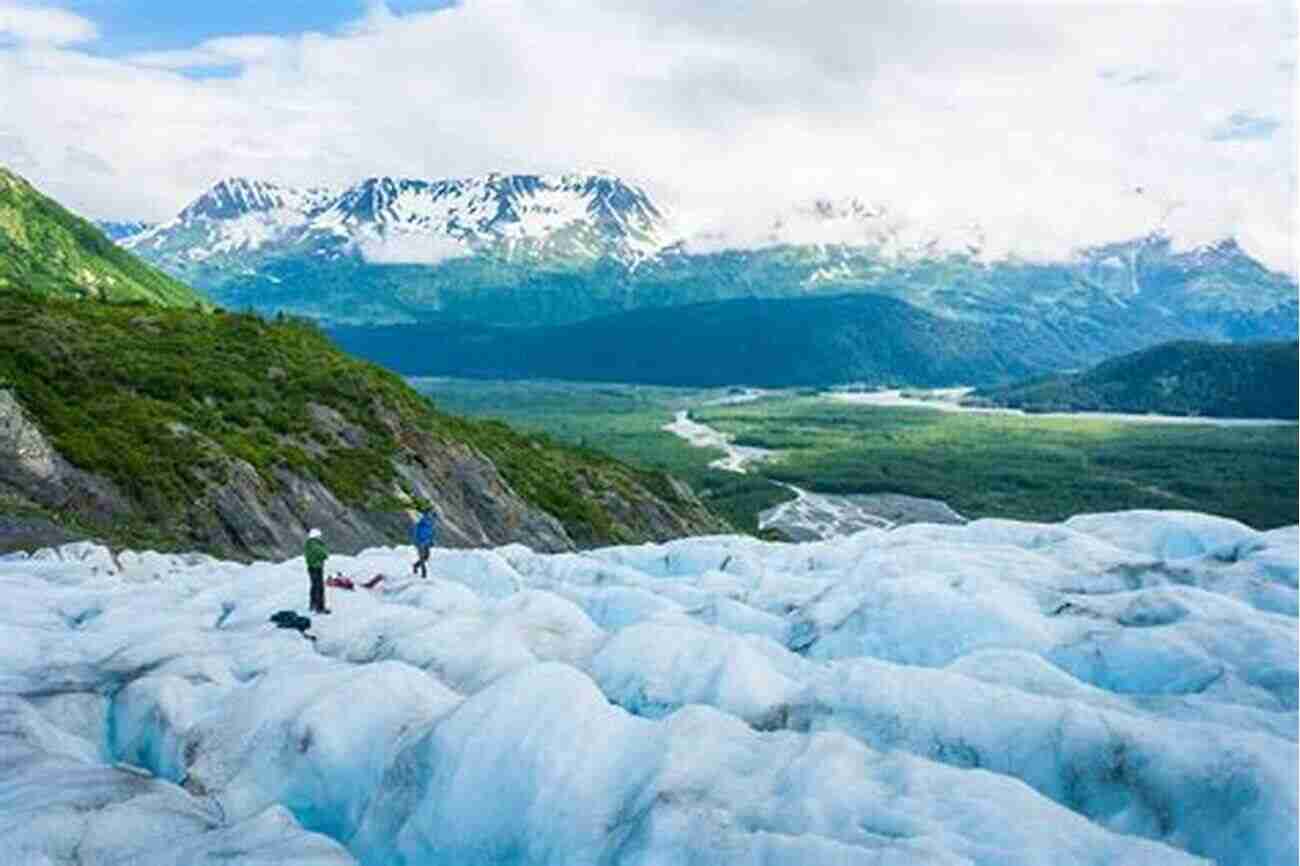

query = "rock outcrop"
(0, 388), (133, 523)
(0, 386), (725, 560)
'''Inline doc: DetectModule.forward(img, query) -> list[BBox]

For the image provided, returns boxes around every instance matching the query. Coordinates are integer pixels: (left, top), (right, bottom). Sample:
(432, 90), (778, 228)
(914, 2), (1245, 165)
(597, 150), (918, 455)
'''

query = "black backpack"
(269, 609), (313, 634)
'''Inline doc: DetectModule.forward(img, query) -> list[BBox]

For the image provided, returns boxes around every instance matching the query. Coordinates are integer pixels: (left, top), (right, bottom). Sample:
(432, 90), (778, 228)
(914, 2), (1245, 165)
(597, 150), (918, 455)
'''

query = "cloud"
(0, 131), (38, 172)
(358, 231), (471, 265)
(0, 1), (95, 45)
(126, 36), (287, 71)
(1098, 67), (1161, 86)
(0, 0), (1294, 273)
(63, 145), (112, 175)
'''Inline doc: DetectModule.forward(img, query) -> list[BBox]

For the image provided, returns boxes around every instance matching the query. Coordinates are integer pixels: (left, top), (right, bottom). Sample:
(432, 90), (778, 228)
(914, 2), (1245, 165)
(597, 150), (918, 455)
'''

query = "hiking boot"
(319, 608), (332, 615)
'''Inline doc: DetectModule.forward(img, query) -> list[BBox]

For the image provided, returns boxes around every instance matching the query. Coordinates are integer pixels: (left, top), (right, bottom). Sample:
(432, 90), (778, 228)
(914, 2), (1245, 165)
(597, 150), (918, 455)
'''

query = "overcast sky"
(0, 0), (1295, 269)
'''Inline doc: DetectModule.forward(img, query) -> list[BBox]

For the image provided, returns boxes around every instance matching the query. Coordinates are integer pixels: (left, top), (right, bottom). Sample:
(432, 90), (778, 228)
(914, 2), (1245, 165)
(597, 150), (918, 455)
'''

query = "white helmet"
(307, 528), (322, 539)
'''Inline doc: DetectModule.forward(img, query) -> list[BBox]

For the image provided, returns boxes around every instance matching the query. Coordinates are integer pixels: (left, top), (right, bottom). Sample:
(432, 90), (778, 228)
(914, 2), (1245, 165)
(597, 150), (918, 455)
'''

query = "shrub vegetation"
(0, 292), (718, 549)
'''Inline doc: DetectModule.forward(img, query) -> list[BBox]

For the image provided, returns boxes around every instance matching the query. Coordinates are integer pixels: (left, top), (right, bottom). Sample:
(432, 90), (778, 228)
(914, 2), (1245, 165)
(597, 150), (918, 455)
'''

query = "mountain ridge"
(327, 292), (1041, 388)
(124, 172), (670, 275)
(111, 173), (1296, 354)
(969, 339), (1300, 419)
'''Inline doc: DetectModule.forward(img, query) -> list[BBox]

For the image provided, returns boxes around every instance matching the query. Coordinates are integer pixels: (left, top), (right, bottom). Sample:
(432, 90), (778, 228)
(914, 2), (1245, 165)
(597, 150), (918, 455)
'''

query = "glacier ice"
(0, 510), (1294, 865)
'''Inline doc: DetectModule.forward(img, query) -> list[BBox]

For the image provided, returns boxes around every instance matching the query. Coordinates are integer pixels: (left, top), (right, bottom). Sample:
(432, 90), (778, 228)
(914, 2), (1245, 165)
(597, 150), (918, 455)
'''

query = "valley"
(836, 386), (1299, 426)
(410, 378), (795, 534)
(694, 393), (1299, 530)
(414, 378), (1300, 536)
(662, 409), (966, 540)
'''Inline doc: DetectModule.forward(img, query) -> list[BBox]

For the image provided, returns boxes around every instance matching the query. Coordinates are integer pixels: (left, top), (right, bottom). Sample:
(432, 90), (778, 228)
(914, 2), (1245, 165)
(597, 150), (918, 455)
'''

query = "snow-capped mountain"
(175, 177), (336, 222)
(123, 173), (670, 273)
(111, 174), (1296, 356)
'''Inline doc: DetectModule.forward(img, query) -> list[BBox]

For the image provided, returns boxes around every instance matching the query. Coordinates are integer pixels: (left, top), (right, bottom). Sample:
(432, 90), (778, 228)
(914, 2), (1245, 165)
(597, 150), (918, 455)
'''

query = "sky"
(0, 0), (1295, 270)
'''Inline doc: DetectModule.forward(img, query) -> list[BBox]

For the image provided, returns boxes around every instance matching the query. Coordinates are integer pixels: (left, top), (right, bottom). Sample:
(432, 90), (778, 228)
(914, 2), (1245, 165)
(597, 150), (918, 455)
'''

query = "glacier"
(0, 510), (1294, 865)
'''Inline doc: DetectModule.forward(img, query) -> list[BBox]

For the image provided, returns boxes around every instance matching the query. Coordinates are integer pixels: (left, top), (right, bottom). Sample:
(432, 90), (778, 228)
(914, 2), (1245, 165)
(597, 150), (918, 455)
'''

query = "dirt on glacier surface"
(0, 510), (1295, 865)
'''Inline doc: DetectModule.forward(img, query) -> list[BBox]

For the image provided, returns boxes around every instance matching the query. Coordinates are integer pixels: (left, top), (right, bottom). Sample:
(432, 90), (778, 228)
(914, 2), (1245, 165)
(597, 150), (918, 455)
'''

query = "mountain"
(0, 166), (205, 307)
(113, 175), (1297, 375)
(0, 291), (727, 557)
(328, 293), (1040, 387)
(970, 339), (1300, 419)
(122, 172), (667, 282)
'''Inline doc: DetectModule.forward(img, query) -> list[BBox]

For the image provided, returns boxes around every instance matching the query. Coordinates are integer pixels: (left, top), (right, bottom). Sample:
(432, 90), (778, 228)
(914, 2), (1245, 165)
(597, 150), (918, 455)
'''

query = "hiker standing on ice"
(305, 528), (331, 614)
(411, 508), (438, 579)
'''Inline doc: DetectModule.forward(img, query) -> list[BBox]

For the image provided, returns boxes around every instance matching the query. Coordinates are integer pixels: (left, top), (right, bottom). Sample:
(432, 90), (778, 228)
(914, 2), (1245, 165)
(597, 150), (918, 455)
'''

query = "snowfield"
(0, 510), (1295, 865)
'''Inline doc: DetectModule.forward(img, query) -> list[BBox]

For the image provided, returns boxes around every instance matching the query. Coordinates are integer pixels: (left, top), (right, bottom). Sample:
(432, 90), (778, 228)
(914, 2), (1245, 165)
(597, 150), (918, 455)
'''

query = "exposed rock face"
(0, 389), (132, 525)
(0, 387), (722, 560)
(179, 437), (574, 561)
(0, 387), (571, 559)
(0, 514), (79, 551)
(572, 470), (725, 547)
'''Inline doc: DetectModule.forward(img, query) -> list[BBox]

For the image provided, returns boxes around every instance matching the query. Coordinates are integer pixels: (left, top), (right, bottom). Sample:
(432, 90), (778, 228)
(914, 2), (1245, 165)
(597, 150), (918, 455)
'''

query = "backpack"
(269, 609), (313, 634)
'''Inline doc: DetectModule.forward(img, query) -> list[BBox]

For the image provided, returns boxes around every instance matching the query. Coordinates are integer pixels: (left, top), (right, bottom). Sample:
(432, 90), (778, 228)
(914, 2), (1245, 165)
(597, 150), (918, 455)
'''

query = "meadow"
(695, 396), (1299, 529)
(414, 379), (1299, 532)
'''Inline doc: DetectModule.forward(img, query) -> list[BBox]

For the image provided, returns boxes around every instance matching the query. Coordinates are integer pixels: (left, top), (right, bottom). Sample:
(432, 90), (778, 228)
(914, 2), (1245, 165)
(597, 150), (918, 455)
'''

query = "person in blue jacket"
(411, 508), (438, 579)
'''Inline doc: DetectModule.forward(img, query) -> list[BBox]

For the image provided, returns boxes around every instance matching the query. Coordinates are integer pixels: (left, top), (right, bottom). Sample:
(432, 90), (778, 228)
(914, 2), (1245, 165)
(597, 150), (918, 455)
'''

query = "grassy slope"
(411, 379), (795, 533)
(0, 166), (204, 308)
(972, 340), (1299, 420)
(0, 292), (718, 550)
(694, 396), (1298, 530)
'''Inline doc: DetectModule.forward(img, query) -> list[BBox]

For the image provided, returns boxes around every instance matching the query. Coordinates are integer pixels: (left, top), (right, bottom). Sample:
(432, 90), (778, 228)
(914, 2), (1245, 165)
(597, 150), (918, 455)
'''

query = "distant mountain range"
(106, 174), (1294, 321)
(100, 171), (1298, 377)
(970, 340), (1300, 420)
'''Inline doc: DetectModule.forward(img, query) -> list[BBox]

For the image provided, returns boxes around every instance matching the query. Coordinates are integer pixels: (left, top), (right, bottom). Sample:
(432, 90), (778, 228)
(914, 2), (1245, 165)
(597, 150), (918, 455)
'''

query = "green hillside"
(0, 290), (726, 556)
(0, 166), (205, 307)
(972, 340), (1299, 419)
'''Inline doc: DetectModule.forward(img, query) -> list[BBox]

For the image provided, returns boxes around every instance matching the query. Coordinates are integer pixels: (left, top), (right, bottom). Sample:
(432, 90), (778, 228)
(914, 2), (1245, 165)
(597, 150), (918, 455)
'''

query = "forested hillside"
(972, 340), (1299, 419)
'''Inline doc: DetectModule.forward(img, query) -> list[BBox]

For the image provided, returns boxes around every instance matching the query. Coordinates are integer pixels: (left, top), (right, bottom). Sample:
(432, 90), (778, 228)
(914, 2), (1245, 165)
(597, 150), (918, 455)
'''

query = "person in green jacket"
(304, 528), (331, 615)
